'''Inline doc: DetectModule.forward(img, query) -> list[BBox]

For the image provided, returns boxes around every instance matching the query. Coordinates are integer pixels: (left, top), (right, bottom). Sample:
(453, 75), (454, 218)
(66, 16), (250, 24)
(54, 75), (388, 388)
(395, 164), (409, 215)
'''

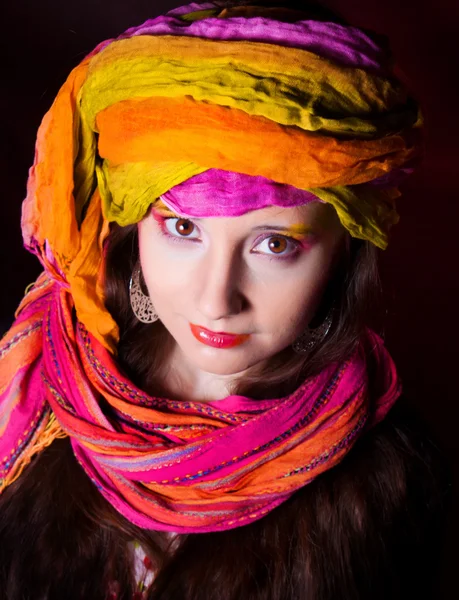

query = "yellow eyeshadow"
(152, 201), (177, 217)
(278, 224), (314, 240)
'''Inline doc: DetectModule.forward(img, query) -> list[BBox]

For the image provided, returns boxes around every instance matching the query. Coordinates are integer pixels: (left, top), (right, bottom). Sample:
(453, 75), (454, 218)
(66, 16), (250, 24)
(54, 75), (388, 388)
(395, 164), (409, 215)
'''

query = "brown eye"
(268, 236), (288, 254)
(175, 219), (195, 236)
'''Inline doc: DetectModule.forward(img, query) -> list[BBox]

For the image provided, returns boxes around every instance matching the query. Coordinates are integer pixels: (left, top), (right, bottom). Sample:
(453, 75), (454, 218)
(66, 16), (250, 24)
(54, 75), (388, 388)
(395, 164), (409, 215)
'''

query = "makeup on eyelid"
(149, 206), (317, 251)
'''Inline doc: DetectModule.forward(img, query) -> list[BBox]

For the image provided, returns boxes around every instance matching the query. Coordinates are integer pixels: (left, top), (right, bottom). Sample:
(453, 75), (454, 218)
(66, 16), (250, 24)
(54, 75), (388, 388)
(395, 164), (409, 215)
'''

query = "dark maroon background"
(2, 1), (458, 595)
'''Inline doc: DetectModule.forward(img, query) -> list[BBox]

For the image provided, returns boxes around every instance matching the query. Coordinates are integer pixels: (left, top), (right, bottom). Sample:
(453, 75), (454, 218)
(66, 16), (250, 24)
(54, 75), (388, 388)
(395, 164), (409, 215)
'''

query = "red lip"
(190, 324), (250, 349)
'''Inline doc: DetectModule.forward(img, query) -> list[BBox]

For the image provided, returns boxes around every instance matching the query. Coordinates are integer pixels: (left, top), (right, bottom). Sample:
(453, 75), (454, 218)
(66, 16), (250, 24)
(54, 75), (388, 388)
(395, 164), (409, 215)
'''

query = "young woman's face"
(137, 200), (346, 382)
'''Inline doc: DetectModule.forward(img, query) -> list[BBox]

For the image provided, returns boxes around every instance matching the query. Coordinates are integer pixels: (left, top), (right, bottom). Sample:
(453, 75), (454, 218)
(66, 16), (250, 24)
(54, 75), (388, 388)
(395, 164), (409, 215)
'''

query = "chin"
(189, 346), (261, 376)
(197, 357), (255, 377)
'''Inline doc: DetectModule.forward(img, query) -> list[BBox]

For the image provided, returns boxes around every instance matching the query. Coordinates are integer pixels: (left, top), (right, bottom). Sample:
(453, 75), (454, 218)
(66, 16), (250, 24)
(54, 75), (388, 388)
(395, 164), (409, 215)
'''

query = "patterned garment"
(108, 537), (178, 599)
(107, 543), (155, 599)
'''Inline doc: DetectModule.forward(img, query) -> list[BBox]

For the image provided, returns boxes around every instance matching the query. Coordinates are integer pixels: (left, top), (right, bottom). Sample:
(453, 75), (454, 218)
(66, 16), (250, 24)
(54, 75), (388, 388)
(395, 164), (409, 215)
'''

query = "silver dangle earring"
(291, 308), (334, 354)
(129, 266), (159, 324)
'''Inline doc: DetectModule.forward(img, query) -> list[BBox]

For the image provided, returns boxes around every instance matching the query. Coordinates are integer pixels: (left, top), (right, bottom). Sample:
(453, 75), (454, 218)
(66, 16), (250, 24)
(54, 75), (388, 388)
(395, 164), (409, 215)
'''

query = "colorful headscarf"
(1, 2), (410, 532)
(21, 1), (422, 349)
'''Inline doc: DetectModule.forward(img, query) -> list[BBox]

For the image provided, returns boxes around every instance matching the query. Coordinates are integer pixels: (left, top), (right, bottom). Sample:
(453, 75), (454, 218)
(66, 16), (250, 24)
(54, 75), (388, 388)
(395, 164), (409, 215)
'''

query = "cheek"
(260, 255), (334, 333)
(138, 225), (165, 295)
(262, 280), (321, 333)
(140, 254), (181, 299)
(138, 228), (193, 300)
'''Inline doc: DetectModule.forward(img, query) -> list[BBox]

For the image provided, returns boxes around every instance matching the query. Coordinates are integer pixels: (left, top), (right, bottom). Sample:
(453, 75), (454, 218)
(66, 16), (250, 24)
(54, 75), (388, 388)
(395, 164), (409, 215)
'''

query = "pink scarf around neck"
(0, 272), (401, 532)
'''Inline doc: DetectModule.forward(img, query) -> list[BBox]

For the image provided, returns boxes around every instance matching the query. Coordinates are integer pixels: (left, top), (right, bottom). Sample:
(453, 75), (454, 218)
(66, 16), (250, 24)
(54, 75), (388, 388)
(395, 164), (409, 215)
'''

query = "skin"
(137, 201), (346, 402)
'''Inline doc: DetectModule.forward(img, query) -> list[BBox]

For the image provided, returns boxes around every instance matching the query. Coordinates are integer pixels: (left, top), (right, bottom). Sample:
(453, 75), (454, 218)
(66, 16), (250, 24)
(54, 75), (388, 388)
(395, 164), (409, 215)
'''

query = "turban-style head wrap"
(21, 0), (423, 351)
(0, 2), (415, 532)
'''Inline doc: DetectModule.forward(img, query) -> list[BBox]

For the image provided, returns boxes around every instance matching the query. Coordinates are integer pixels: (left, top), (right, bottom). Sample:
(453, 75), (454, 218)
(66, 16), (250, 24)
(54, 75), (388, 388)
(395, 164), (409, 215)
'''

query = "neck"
(161, 344), (255, 402)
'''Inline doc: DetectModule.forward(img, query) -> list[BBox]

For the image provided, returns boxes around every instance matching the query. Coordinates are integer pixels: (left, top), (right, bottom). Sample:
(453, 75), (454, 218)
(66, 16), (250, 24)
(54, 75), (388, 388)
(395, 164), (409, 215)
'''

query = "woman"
(0, 1), (449, 598)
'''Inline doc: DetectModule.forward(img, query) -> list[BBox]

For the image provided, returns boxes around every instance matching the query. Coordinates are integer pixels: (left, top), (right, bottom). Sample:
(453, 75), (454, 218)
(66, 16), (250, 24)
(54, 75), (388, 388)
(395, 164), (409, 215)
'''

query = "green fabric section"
(97, 161), (207, 225)
(310, 185), (400, 250)
(81, 42), (412, 137)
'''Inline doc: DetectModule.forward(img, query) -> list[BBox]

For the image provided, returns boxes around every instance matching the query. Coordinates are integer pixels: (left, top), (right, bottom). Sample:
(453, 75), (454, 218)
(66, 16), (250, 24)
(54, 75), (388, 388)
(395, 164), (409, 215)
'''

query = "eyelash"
(156, 216), (303, 261)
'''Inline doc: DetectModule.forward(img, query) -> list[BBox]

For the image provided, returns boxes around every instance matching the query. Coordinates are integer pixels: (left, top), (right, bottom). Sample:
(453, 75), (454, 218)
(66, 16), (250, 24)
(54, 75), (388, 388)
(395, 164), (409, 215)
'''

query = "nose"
(196, 245), (246, 322)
